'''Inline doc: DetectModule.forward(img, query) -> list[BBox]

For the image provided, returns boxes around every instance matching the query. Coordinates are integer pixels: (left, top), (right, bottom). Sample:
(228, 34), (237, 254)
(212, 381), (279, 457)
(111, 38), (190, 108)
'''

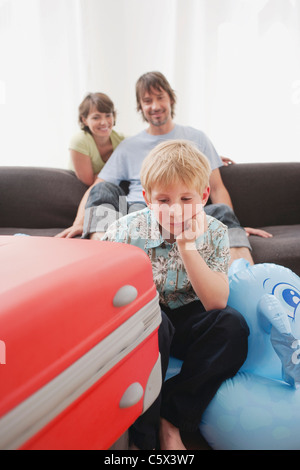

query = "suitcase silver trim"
(0, 293), (161, 450)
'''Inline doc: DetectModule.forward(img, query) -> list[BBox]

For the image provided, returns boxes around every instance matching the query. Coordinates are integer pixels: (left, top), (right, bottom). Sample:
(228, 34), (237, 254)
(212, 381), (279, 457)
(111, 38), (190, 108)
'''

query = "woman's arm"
(70, 149), (98, 186)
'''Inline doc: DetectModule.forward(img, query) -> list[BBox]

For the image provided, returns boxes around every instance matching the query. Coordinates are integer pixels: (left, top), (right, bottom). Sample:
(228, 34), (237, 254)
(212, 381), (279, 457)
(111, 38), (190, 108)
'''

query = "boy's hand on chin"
(176, 209), (206, 248)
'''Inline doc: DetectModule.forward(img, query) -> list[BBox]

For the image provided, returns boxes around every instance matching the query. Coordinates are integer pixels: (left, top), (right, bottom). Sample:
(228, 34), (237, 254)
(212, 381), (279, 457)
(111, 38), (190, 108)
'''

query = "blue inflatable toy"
(167, 260), (300, 450)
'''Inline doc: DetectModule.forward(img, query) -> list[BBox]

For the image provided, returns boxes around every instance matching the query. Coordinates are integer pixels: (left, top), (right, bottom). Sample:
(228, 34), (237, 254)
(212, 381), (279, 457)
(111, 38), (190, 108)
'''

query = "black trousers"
(130, 301), (249, 449)
(161, 301), (249, 431)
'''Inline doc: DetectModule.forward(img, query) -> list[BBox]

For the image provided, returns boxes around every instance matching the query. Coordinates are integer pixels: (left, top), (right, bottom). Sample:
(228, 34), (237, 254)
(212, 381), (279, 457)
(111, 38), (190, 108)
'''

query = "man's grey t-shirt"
(98, 124), (222, 203)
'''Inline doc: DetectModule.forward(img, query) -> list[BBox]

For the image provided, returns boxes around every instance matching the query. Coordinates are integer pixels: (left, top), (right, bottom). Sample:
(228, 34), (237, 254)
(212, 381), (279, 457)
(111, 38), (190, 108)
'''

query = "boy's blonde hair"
(140, 139), (211, 197)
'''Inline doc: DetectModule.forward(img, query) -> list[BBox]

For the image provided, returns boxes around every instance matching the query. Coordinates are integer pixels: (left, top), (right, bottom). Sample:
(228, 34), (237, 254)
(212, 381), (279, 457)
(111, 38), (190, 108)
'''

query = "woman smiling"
(69, 93), (125, 186)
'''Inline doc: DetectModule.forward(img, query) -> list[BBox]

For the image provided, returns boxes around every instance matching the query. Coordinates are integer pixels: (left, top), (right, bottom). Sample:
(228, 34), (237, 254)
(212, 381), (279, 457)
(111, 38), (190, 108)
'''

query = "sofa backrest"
(0, 167), (88, 229)
(1, 162), (299, 231)
(220, 162), (300, 228)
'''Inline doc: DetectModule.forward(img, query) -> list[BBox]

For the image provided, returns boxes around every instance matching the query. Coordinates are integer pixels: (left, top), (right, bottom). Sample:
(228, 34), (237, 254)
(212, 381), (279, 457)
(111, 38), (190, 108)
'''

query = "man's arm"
(55, 177), (104, 238)
(209, 168), (233, 208)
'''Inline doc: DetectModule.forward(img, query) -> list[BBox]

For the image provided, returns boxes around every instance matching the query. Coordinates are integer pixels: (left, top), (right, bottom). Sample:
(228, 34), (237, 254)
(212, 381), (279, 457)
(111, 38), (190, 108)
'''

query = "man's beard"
(148, 114), (169, 127)
(143, 109), (170, 127)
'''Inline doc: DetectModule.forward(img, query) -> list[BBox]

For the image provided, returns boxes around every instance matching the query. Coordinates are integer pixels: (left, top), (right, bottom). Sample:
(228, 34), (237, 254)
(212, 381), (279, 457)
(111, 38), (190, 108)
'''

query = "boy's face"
(143, 181), (210, 242)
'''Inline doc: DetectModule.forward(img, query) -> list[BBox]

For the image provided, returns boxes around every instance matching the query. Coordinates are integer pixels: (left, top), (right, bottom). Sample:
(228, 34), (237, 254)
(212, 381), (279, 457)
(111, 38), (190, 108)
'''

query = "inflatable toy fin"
(270, 329), (300, 388)
(258, 294), (292, 335)
(258, 294), (300, 388)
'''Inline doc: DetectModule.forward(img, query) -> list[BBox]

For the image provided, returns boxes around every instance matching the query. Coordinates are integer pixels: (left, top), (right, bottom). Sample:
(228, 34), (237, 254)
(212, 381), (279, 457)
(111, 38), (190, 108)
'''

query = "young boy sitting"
(102, 140), (249, 450)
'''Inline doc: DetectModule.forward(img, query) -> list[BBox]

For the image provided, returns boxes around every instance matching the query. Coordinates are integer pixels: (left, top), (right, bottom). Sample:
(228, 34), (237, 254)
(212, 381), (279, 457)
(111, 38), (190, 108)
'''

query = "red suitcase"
(0, 236), (161, 450)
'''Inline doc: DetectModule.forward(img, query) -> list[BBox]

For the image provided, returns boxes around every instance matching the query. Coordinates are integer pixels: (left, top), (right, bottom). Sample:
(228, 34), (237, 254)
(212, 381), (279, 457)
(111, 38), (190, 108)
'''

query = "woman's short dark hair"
(135, 71), (177, 120)
(78, 93), (116, 132)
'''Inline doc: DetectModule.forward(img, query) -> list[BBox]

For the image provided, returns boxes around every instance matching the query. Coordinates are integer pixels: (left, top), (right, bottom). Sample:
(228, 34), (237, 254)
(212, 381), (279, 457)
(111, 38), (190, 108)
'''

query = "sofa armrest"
(0, 167), (88, 229)
(220, 162), (300, 228)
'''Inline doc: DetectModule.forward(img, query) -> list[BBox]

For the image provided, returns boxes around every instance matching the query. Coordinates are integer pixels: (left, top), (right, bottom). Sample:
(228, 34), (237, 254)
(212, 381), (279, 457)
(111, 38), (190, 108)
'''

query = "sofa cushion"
(220, 163), (300, 228)
(249, 224), (300, 277)
(0, 167), (88, 229)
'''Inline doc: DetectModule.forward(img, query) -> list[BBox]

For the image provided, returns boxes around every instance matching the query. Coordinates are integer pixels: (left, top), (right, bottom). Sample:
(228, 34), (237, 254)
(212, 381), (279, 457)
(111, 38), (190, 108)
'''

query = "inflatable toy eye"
(272, 282), (300, 321)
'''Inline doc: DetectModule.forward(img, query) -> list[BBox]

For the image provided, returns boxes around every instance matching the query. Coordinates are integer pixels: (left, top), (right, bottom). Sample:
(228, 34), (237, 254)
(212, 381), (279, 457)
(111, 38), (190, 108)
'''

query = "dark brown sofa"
(220, 162), (300, 276)
(1, 163), (300, 276)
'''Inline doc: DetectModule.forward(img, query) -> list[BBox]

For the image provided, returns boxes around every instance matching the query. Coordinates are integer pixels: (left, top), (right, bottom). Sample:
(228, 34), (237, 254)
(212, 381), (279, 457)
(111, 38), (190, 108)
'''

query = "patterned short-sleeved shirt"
(103, 207), (230, 309)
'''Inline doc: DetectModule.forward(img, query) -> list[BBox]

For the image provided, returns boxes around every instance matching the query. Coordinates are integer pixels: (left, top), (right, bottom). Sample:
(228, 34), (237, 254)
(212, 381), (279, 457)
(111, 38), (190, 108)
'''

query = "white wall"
(0, 0), (299, 168)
